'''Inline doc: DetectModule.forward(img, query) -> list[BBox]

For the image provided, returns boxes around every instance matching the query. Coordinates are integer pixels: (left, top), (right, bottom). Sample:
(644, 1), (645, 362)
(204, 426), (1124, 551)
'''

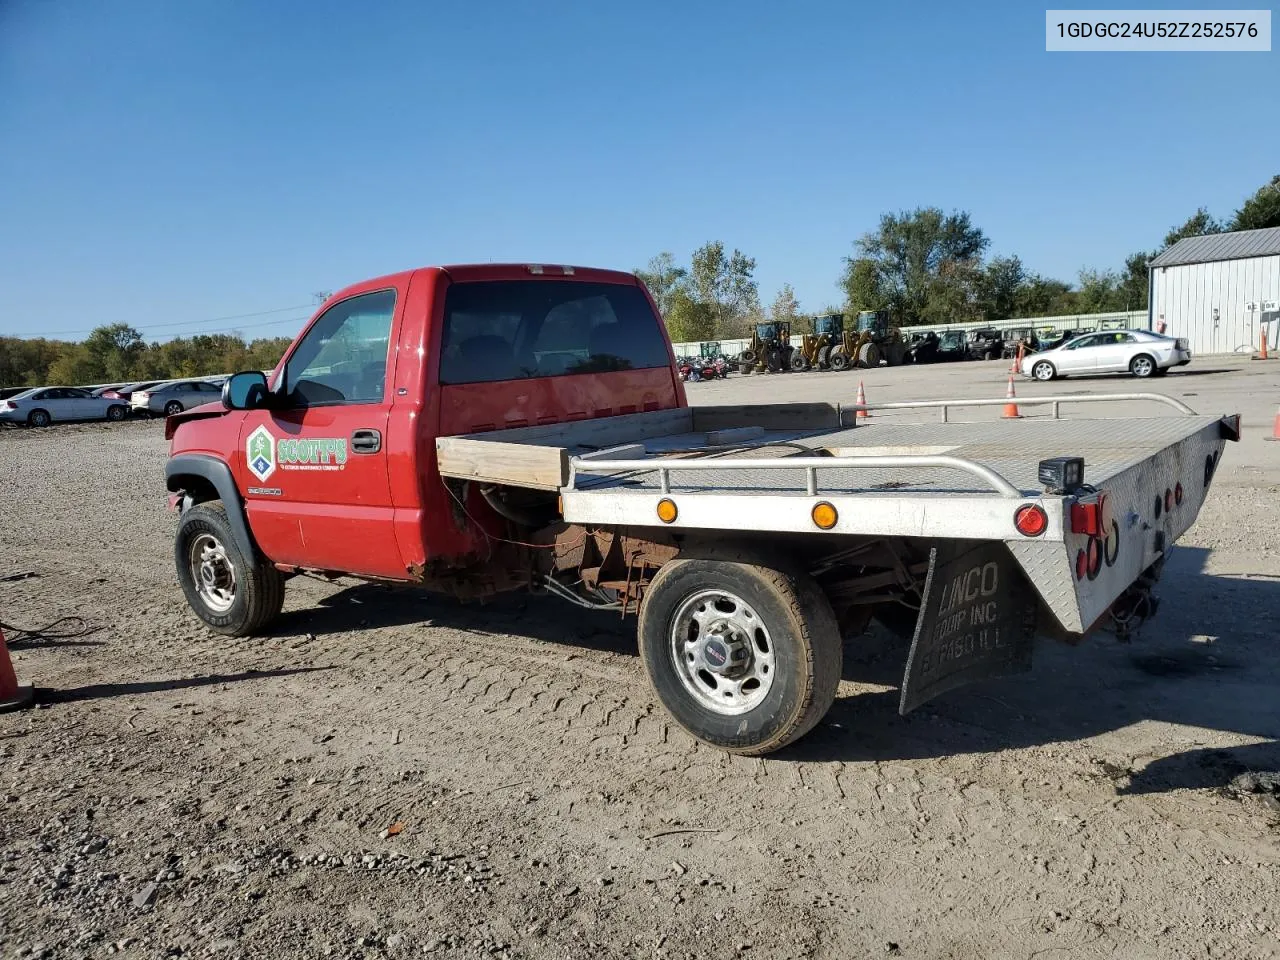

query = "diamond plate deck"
(573, 416), (1223, 499)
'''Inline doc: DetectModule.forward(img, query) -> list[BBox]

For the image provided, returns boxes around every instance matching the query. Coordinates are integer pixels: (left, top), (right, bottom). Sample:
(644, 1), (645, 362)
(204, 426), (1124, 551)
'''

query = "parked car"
(93, 380), (164, 402)
(966, 329), (1003, 361)
(1020, 330), (1192, 381)
(0, 386), (129, 427)
(133, 379), (226, 417)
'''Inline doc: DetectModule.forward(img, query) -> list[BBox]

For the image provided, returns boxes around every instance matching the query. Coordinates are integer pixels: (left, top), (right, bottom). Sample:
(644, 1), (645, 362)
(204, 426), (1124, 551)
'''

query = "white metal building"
(1149, 226), (1280, 355)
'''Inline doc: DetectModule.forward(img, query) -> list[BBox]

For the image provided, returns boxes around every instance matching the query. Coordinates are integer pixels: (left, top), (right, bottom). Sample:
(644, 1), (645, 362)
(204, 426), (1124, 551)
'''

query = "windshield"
(440, 281), (670, 385)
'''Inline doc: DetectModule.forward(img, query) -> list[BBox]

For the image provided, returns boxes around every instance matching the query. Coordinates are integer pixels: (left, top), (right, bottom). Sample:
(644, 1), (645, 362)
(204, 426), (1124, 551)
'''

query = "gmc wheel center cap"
(701, 628), (749, 676)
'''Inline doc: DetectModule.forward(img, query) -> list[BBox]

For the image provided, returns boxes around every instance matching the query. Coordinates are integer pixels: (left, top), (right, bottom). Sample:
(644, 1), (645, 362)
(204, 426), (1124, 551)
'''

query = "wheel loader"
(736, 321), (794, 373)
(790, 314), (844, 371)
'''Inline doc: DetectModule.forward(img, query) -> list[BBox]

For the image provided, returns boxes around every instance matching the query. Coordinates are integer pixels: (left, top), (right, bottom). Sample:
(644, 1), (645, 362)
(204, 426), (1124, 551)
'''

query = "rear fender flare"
(165, 454), (259, 569)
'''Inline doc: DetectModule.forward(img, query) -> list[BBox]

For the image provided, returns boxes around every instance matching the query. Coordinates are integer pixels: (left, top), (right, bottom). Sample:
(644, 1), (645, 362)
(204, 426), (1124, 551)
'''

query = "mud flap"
(899, 542), (1039, 714)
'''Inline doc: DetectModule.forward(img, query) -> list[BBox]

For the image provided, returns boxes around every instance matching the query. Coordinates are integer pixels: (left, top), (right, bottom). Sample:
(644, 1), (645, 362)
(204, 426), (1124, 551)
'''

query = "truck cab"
(166, 263), (685, 588)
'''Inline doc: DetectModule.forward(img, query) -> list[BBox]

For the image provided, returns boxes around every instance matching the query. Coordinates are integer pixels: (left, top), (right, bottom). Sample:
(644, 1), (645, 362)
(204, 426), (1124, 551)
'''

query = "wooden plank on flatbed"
(435, 437), (569, 491)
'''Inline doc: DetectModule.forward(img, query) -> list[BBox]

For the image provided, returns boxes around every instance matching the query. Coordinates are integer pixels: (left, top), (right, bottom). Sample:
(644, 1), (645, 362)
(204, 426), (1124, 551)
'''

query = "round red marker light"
(1174, 482), (1184, 506)
(1014, 504), (1048, 537)
(1075, 549), (1087, 580)
(1165, 488), (1173, 512)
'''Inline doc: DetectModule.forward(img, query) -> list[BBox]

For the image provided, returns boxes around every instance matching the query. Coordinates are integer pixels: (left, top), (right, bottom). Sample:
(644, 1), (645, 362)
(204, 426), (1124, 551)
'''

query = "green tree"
(1230, 175), (1280, 231)
(1074, 269), (1126, 314)
(663, 287), (716, 344)
(769, 284), (800, 324)
(83, 324), (145, 382)
(46, 344), (99, 385)
(975, 255), (1026, 322)
(689, 241), (759, 336)
(1013, 275), (1074, 317)
(1164, 207), (1224, 247)
(850, 208), (989, 326)
(839, 257), (888, 314)
(634, 252), (688, 318)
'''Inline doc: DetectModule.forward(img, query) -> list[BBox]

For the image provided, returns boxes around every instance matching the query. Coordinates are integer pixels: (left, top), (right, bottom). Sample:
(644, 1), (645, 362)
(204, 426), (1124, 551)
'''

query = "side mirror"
(222, 371), (269, 411)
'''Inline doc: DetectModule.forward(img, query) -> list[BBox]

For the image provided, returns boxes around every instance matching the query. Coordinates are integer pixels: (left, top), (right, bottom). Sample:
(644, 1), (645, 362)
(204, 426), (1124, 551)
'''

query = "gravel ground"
(2, 359), (1279, 960)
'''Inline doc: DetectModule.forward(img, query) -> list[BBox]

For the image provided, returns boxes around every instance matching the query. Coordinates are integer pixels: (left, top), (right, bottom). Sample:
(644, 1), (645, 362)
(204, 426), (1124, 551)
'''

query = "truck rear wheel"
(828, 350), (850, 371)
(858, 342), (882, 367)
(638, 558), (842, 756)
(175, 501), (285, 636)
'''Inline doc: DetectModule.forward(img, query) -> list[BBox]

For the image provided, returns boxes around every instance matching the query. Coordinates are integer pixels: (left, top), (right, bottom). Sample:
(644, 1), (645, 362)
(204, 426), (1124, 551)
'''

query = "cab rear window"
(439, 281), (670, 385)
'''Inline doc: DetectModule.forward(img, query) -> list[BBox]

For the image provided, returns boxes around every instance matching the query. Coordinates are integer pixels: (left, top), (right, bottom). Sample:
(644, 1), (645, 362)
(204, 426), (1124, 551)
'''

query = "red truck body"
(168, 264), (687, 581)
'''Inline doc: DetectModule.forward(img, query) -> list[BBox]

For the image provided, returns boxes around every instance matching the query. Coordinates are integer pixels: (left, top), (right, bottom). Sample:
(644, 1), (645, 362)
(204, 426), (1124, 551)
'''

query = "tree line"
(0, 324), (292, 389)
(640, 174), (1279, 342)
(4, 175), (1277, 386)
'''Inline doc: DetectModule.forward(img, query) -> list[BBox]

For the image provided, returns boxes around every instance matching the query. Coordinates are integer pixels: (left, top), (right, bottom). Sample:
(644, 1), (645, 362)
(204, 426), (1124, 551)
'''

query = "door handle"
(351, 429), (382, 454)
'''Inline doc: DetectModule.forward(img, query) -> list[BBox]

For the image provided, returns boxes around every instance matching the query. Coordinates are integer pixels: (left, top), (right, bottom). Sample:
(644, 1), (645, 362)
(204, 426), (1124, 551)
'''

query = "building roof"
(1149, 226), (1280, 268)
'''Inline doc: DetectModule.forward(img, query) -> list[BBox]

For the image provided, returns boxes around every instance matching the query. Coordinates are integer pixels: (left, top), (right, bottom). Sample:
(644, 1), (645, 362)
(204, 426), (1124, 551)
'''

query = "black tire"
(638, 557), (842, 756)
(765, 348), (784, 372)
(790, 353), (810, 372)
(816, 345), (832, 368)
(27, 409), (51, 427)
(829, 350), (850, 372)
(1129, 354), (1156, 378)
(164, 400), (184, 417)
(106, 404), (127, 422)
(175, 501), (285, 636)
(857, 342), (882, 368)
(1031, 360), (1056, 382)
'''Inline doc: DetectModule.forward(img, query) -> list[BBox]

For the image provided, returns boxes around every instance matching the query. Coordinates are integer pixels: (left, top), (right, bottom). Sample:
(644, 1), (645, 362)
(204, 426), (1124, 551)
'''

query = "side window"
(1067, 335), (1097, 350)
(283, 290), (396, 406)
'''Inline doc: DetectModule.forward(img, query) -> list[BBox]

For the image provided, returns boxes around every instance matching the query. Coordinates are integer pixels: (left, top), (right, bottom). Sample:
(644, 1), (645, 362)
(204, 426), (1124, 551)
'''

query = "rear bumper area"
(1005, 416), (1231, 633)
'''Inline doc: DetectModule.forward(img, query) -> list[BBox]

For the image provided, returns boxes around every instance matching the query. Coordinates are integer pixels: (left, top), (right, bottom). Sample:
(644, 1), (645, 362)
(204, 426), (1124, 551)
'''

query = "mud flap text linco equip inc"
(899, 541), (1038, 714)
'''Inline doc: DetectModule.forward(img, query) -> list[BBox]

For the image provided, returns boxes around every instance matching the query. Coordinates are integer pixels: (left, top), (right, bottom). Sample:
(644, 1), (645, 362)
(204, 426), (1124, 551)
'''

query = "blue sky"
(0, 0), (1275, 340)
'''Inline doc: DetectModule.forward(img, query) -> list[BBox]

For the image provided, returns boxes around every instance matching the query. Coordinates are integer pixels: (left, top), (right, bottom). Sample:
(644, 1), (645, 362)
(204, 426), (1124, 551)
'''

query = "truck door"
(235, 288), (406, 579)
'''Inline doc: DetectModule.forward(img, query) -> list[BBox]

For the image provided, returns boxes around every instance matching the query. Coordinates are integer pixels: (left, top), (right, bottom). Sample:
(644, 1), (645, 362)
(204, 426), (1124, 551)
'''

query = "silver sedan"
(1020, 329), (1192, 381)
(0, 386), (130, 427)
(131, 379), (226, 417)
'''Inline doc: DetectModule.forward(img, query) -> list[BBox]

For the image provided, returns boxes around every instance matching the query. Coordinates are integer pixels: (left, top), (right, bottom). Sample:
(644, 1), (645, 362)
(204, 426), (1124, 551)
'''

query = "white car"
(1020, 329), (1192, 381)
(0, 386), (129, 427)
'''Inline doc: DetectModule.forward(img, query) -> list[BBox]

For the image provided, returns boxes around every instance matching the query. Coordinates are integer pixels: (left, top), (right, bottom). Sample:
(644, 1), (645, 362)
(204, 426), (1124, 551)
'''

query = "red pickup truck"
(165, 262), (1237, 756)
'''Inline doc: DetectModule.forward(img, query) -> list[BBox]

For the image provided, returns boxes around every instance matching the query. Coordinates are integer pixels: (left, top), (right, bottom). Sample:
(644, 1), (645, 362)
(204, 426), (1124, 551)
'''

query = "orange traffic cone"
(1258, 327), (1271, 361)
(1002, 373), (1023, 419)
(855, 380), (871, 418)
(0, 627), (34, 712)
(1267, 403), (1279, 442)
(1008, 342), (1022, 374)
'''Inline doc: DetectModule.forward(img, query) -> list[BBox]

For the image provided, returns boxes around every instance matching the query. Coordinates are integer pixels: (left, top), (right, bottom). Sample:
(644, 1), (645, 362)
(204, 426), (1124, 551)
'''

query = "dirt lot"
(2, 358), (1279, 960)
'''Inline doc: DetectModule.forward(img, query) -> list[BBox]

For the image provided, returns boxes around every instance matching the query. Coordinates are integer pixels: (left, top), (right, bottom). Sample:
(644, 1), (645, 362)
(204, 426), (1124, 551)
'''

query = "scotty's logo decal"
(245, 426), (348, 483)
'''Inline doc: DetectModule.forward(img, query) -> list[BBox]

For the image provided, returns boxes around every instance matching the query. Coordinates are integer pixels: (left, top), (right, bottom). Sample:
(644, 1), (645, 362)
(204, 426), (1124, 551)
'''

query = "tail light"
(1014, 504), (1048, 537)
(1174, 483), (1183, 505)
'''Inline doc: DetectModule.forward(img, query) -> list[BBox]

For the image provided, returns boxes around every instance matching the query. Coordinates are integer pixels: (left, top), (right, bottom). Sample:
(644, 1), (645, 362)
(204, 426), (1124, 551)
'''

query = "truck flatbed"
(438, 393), (1233, 634)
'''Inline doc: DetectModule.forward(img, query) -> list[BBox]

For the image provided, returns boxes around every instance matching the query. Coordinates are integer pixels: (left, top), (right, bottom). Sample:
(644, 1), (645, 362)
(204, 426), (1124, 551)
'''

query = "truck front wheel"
(638, 558), (842, 756)
(175, 501), (285, 636)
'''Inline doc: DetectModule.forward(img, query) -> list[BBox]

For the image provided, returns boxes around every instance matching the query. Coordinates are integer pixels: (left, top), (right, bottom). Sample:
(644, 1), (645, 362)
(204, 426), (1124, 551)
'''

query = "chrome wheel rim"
(670, 589), (775, 715)
(165, 402), (182, 416)
(1034, 363), (1053, 381)
(1133, 358), (1152, 376)
(190, 533), (236, 613)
